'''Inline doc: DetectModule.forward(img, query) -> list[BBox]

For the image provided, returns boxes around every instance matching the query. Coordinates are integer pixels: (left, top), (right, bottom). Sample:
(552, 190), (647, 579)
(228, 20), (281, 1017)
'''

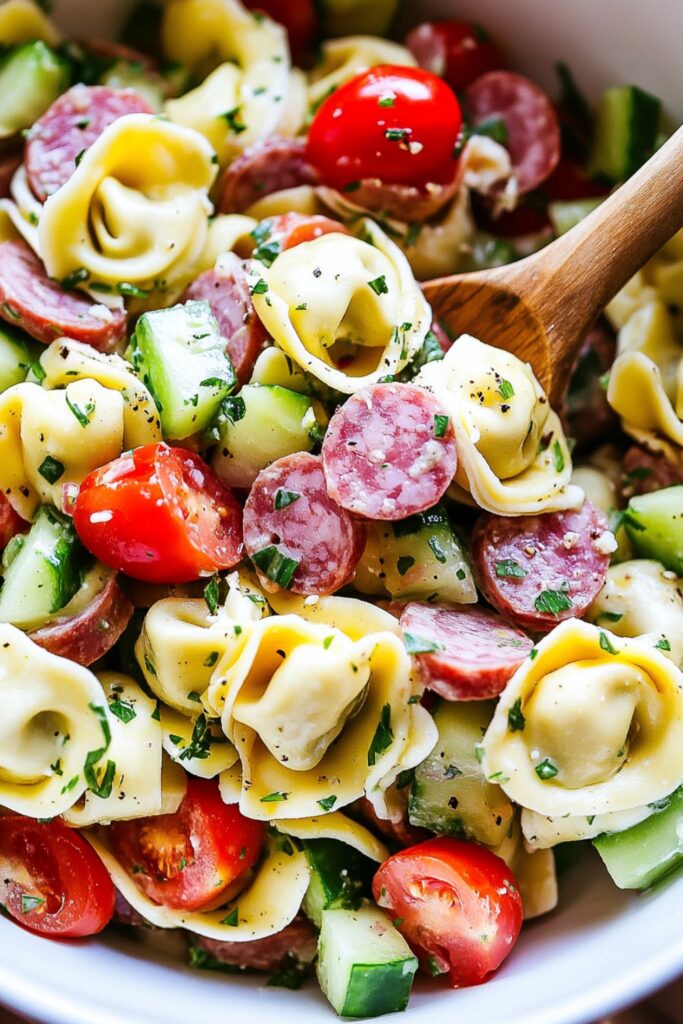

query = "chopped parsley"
(251, 546), (299, 589)
(552, 440), (565, 473)
(203, 651), (220, 668)
(507, 698), (526, 733)
(221, 907), (239, 926)
(495, 558), (527, 579)
(403, 632), (444, 655)
(109, 699), (136, 724)
(221, 395), (246, 423)
(535, 758), (559, 780)
(20, 894), (45, 915)
(204, 575), (220, 615)
(60, 267), (89, 291)
(534, 584), (572, 616)
(367, 704), (393, 765)
(274, 488), (300, 510)
(497, 378), (515, 400)
(260, 791), (289, 803)
(179, 714), (213, 762)
(475, 115), (509, 144)
(599, 631), (619, 655)
(253, 239), (282, 268)
(65, 393), (95, 428)
(250, 278), (269, 295)
(378, 93), (396, 108)
(222, 107), (247, 134)
(595, 611), (623, 624)
(367, 275), (389, 295)
(317, 795), (337, 812)
(37, 455), (65, 484)
(655, 636), (672, 651)
(117, 282), (150, 298)
(385, 127), (409, 142)
(433, 414), (449, 438)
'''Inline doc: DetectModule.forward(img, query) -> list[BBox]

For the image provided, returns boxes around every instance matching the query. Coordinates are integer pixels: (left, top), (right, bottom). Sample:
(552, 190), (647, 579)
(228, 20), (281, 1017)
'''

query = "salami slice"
(0, 239), (127, 350)
(217, 136), (319, 215)
(194, 916), (317, 971)
(353, 796), (429, 849)
(29, 574), (134, 666)
(243, 452), (366, 595)
(471, 501), (614, 633)
(399, 601), (533, 700)
(183, 253), (269, 386)
(463, 71), (560, 194)
(25, 84), (153, 202)
(621, 446), (683, 500)
(0, 491), (26, 552)
(321, 383), (457, 521)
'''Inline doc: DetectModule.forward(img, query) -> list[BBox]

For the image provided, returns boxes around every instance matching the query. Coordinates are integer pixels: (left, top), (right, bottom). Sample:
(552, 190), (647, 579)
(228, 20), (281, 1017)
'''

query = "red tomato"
(373, 837), (523, 987)
(0, 816), (115, 938)
(265, 213), (349, 251)
(110, 778), (265, 912)
(0, 491), (26, 552)
(307, 65), (463, 191)
(545, 156), (612, 201)
(73, 442), (243, 584)
(243, 0), (317, 62)
(406, 20), (504, 93)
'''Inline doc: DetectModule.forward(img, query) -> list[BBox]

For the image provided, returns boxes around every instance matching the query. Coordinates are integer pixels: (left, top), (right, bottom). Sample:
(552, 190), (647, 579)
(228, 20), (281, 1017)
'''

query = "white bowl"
(2, 2), (683, 1022)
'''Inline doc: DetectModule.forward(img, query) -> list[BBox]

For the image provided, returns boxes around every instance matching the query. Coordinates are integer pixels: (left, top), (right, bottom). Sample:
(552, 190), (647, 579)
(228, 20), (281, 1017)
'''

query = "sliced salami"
(266, 212), (348, 251)
(333, 176), (459, 222)
(0, 239), (127, 350)
(352, 796), (430, 849)
(321, 383), (457, 521)
(183, 253), (269, 386)
(217, 136), (319, 215)
(399, 601), (533, 700)
(243, 452), (366, 596)
(29, 574), (134, 666)
(621, 446), (683, 500)
(0, 491), (26, 552)
(193, 916), (317, 971)
(25, 84), (153, 202)
(471, 501), (614, 633)
(463, 71), (560, 194)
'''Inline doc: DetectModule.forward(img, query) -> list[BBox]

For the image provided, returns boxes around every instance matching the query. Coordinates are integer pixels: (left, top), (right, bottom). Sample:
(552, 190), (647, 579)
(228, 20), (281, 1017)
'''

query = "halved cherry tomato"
(373, 837), (523, 987)
(265, 212), (349, 251)
(307, 65), (463, 191)
(243, 0), (317, 63)
(110, 777), (265, 912)
(406, 19), (504, 93)
(73, 442), (243, 584)
(0, 491), (26, 552)
(0, 816), (115, 938)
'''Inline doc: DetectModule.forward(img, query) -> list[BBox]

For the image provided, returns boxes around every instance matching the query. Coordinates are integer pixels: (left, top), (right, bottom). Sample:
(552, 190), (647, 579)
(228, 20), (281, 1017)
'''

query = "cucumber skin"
(0, 323), (34, 392)
(594, 787), (683, 890)
(624, 487), (683, 575)
(590, 85), (661, 182)
(341, 961), (415, 1018)
(302, 839), (375, 929)
(0, 42), (70, 136)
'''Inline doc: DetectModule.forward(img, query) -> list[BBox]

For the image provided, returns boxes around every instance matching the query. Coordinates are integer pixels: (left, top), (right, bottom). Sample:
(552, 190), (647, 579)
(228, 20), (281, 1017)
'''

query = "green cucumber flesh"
(594, 786), (683, 889)
(590, 85), (661, 182)
(0, 323), (35, 392)
(302, 838), (375, 928)
(0, 41), (70, 136)
(623, 487), (683, 574)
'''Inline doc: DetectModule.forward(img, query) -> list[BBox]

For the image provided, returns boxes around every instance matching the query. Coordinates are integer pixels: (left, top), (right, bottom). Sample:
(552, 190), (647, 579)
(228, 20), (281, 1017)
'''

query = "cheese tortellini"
(417, 334), (582, 515)
(0, 0), (60, 46)
(492, 814), (557, 919)
(38, 115), (217, 294)
(0, 625), (112, 816)
(249, 219), (430, 393)
(205, 612), (436, 821)
(307, 35), (416, 112)
(607, 230), (683, 458)
(482, 619), (683, 820)
(163, 0), (304, 162)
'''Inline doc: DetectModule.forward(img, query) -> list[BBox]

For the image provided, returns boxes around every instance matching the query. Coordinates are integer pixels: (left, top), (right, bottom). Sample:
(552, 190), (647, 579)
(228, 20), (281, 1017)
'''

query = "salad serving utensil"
(423, 126), (683, 405)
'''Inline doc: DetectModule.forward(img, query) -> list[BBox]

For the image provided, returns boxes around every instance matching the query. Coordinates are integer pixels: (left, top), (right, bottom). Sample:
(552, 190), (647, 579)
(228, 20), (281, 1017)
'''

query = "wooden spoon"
(422, 126), (683, 406)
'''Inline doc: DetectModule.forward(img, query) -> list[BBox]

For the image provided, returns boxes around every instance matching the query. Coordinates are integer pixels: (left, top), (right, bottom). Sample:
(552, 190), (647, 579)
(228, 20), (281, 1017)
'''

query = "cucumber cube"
(0, 41), (70, 137)
(302, 838), (375, 928)
(590, 85), (661, 182)
(623, 487), (683, 574)
(594, 787), (683, 889)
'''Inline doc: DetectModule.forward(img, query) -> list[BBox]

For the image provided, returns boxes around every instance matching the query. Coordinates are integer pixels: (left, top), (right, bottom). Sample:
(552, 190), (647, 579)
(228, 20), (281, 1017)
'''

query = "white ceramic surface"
(2, 2), (683, 1023)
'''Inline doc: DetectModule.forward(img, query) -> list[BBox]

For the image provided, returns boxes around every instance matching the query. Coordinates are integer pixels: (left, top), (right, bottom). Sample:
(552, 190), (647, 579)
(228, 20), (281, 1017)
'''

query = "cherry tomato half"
(406, 19), (504, 93)
(0, 816), (115, 938)
(265, 212), (349, 252)
(73, 442), (243, 584)
(307, 64), (463, 191)
(243, 0), (317, 63)
(373, 837), (523, 987)
(110, 777), (266, 912)
(0, 491), (26, 552)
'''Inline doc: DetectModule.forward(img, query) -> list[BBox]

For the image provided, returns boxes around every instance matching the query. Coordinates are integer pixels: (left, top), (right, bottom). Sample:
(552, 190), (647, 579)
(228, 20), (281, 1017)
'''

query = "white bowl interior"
(3, 2), (683, 1022)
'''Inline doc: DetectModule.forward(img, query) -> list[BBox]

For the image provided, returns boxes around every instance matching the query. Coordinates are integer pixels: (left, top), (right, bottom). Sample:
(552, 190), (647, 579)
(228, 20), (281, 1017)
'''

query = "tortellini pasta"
(417, 334), (582, 515)
(160, 705), (239, 780)
(493, 814), (557, 919)
(482, 618), (683, 818)
(205, 612), (437, 822)
(587, 559), (683, 666)
(308, 36), (416, 112)
(248, 219), (430, 393)
(0, 624), (112, 816)
(163, 0), (304, 159)
(0, 0), (60, 46)
(38, 115), (217, 293)
(521, 803), (654, 851)
(64, 673), (166, 826)
(606, 230), (683, 457)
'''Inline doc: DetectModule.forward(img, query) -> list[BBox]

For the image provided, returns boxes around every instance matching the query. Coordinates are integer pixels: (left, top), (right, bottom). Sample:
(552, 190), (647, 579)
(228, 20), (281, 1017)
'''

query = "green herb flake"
(117, 282), (150, 298)
(535, 758), (559, 781)
(367, 703), (393, 765)
(552, 439), (565, 473)
(274, 488), (300, 511)
(323, 635), (335, 650)
(367, 275), (388, 295)
(37, 455), (65, 484)
(61, 775), (79, 795)
(222, 107), (247, 134)
(65, 393), (95, 428)
(655, 636), (672, 651)
(179, 714), (213, 762)
(596, 611), (623, 624)
(250, 278), (269, 296)
(251, 546), (299, 589)
(378, 93), (396, 108)
(317, 795), (337, 812)
(144, 654), (157, 678)
(29, 360), (46, 383)
(204, 575), (220, 615)
(221, 907), (239, 926)
(433, 414), (449, 438)
(534, 585), (572, 616)
(403, 632), (445, 656)
(203, 651), (219, 668)
(529, 648), (538, 660)
(20, 894), (45, 915)
(599, 631), (619, 656)
(60, 267), (89, 290)
(396, 554), (415, 576)
(385, 127), (409, 142)
(260, 791), (289, 803)
(495, 558), (527, 579)
(507, 698), (526, 733)
(497, 378), (515, 400)
(50, 758), (63, 776)
(109, 699), (136, 724)
(428, 536), (447, 564)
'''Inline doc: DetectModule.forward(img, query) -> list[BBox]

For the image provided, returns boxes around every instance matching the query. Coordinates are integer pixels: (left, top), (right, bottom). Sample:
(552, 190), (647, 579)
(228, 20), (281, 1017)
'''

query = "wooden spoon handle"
(522, 125), (683, 371)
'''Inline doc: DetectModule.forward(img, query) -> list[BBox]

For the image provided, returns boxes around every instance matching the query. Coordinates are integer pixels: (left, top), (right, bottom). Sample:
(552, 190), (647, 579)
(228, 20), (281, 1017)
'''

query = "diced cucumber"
(317, 905), (417, 1019)
(549, 198), (603, 236)
(318, 0), (398, 37)
(211, 383), (319, 488)
(354, 505), (476, 604)
(590, 85), (661, 182)
(0, 322), (34, 392)
(302, 839), (375, 929)
(409, 700), (513, 846)
(0, 507), (82, 629)
(623, 487), (683, 574)
(594, 786), (683, 889)
(129, 300), (236, 440)
(0, 41), (70, 138)
(100, 60), (166, 112)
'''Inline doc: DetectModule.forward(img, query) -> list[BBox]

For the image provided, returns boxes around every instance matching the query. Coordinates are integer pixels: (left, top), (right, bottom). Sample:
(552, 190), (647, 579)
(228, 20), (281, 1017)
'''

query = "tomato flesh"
(373, 837), (523, 987)
(110, 777), (266, 912)
(243, 0), (317, 62)
(0, 816), (115, 938)
(307, 64), (463, 191)
(0, 491), (26, 552)
(73, 442), (243, 584)
(406, 19), (504, 93)
(264, 213), (349, 252)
